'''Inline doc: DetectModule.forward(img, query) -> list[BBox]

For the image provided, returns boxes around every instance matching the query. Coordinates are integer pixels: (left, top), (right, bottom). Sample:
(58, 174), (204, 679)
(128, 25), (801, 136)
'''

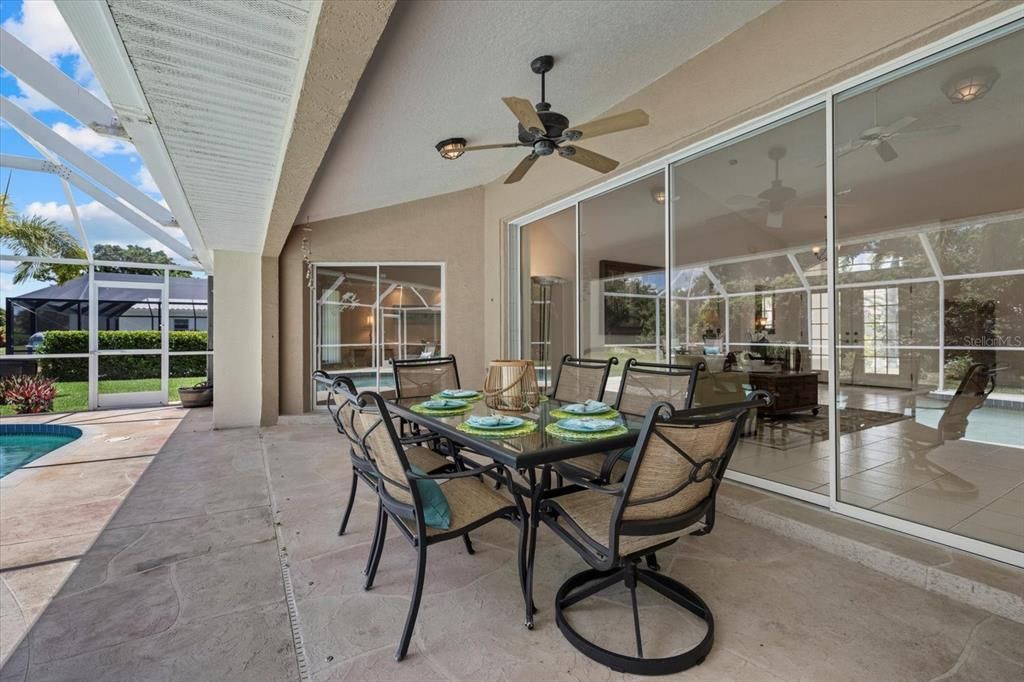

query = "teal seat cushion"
(409, 465), (451, 530)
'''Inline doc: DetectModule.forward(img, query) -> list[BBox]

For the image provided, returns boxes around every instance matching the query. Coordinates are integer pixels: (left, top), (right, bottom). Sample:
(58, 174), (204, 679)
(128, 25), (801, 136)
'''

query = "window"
(313, 264), (443, 392)
(810, 292), (828, 371)
(862, 287), (900, 375)
(173, 319), (190, 331)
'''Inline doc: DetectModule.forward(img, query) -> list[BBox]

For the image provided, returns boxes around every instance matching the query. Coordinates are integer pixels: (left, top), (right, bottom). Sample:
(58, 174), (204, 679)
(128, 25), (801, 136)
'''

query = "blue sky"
(2, 0), (191, 303)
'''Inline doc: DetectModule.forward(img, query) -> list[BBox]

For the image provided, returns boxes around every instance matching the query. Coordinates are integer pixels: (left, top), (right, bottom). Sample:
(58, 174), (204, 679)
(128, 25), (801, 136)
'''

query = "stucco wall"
(278, 187), (485, 414)
(480, 0), (1015, 362)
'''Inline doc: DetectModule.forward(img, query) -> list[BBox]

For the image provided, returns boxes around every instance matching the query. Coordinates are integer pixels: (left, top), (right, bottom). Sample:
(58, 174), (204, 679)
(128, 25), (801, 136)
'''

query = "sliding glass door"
(313, 263), (444, 393)
(833, 24), (1023, 554)
(510, 17), (1023, 563)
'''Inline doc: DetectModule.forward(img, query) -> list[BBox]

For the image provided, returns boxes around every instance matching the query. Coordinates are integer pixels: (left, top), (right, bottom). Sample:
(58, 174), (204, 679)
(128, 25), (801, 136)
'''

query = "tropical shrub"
(2, 375), (58, 413)
(37, 331), (208, 380)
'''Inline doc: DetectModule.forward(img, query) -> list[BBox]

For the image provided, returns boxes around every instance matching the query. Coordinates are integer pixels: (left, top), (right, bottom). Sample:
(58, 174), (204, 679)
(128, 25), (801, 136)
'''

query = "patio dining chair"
(391, 354), (461, 399)
(550, 355), (618, 403)
(555, 358), (705, 485)
(315, 372), (454, 542)
(538, 394), (768, 675)
(354, 391), (529, 662)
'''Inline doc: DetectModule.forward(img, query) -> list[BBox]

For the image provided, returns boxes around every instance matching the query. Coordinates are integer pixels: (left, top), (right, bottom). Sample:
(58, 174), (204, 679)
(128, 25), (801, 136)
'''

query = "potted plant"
(179, 381), (213, 408)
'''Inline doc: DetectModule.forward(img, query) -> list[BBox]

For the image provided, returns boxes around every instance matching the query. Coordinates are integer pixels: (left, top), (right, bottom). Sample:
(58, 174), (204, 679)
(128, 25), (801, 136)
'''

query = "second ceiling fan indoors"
(438, 55), (650, 184)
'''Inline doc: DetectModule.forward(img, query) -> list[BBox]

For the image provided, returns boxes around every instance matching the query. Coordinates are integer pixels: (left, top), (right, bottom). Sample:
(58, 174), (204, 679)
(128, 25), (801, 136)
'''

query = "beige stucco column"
(213, 250), (264, 428)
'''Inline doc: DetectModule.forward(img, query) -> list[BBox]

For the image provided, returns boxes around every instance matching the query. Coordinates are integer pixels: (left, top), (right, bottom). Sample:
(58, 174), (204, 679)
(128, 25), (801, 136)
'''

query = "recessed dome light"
(943, 67), (999, 103)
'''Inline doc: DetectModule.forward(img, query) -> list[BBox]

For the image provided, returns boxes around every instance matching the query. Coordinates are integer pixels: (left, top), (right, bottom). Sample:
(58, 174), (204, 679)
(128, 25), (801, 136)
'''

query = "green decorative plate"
(411, 402), (473, 417)
(457, 419), (538, 438)
(545, 422), (630, 441)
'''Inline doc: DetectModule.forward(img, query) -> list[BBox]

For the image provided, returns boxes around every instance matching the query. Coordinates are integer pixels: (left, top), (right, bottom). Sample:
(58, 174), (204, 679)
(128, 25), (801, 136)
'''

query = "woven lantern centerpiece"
(483, 360), (541, 412)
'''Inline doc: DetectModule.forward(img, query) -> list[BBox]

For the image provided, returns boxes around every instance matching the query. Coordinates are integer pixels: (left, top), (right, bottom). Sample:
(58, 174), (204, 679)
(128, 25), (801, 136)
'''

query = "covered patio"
(2, 1), (1023, 680)
(1, 407), (1022, 681)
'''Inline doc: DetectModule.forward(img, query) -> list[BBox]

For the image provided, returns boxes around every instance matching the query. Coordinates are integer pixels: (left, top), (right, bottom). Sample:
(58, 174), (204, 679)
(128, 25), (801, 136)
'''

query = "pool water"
(0, 427), (81, 477)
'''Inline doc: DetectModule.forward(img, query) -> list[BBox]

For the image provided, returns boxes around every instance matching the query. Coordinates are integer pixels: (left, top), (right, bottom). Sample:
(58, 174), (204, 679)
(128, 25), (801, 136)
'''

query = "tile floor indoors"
(728, 385), (1024, 551)
(0, 407), (1022, 681)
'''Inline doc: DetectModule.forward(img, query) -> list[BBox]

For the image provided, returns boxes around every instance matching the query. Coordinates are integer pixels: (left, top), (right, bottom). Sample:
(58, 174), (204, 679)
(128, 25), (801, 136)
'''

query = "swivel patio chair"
(550, 354), (618, 403)
(354, 390), (530, 662)
(539, 394), (768, 675)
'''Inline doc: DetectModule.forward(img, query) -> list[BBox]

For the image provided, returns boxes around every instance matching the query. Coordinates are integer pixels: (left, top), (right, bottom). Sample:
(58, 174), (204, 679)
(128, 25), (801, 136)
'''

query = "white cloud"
(1, 1), (79, 64)
(136, 166), (161, 197)
(25, 198), (119, 224)
(51, 122), (135, 156)
(2, 1), (107, 110)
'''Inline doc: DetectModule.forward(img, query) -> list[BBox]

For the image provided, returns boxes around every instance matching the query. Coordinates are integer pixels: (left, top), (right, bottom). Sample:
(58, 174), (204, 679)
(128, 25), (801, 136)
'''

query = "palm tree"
(1, 181), (87, 285)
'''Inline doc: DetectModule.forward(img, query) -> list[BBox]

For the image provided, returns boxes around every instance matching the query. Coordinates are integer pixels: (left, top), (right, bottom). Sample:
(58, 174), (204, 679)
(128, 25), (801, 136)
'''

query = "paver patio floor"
(1, 409), (1021, 681)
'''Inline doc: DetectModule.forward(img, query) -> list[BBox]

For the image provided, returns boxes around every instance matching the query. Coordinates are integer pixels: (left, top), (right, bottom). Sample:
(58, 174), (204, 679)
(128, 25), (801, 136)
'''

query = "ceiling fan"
(834, 91), (960, 163)
(440, 55), (650, 184)
(726, 146), (796, 228)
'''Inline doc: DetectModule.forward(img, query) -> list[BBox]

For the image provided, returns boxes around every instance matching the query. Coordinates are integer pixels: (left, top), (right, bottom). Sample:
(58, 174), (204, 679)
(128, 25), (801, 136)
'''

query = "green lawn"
(1, 377), (206, 415)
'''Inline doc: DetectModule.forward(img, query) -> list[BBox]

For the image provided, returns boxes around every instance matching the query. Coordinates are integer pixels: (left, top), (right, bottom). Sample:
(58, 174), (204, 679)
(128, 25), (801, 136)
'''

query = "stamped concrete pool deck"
(1, 407), (1022, 681)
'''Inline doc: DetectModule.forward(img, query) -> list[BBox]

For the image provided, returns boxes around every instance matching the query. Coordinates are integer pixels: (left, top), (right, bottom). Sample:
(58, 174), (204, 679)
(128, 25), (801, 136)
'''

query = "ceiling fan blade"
(462, 143), (522, 152)
(875, 140), (899, 162)
(504, 153), (539, 184)
(564, 109), (649, 141)
(895, 124), (962, 138)
(502, 97), (545, 135)
(559, 145), (619, 173)
(882, 116), (917, 135)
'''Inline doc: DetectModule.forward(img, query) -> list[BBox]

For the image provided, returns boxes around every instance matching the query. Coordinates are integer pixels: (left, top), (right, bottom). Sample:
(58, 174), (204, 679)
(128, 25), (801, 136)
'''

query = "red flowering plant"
(2, 375), (58, 414)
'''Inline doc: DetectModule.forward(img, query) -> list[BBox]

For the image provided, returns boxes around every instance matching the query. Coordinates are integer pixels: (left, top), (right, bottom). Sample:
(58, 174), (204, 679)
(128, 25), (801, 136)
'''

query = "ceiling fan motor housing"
(517, 108), (569, 143)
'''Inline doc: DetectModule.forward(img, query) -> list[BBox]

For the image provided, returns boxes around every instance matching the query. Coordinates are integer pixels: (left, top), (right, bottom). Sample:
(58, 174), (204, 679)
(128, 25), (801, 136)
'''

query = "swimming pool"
(0, 424), (82, 477)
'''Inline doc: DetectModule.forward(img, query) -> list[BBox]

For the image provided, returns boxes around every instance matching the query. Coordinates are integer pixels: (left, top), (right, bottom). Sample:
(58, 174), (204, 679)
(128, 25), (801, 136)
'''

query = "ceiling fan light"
(943, 68), (999, 103)
(436, 138), (467, 160)
(651, 189), (666, 205)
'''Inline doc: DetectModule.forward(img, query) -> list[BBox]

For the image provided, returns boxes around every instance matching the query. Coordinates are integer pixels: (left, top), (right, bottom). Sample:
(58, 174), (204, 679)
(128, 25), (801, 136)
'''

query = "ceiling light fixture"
(651, 188), (666, 205)
(812, 245), (827, 262)
(943, 67), (999, 103)
(435, 138), (467, 160)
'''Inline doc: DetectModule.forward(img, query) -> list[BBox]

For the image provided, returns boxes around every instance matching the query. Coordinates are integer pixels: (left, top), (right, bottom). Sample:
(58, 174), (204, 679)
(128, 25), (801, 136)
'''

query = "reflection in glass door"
(314, 264), (444, 396)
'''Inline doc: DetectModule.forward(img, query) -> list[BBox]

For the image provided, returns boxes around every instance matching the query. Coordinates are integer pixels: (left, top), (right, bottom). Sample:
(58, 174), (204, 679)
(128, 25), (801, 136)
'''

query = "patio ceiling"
(56, 0), (393, 262)
(300, 0), (779, 222)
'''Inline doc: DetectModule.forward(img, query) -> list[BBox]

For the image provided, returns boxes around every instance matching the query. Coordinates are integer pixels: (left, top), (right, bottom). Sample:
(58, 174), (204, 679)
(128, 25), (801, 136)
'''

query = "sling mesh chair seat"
(315, 372), (451, 553)
(355, 391), (530, 662)
(555, 358), (704, 484)
(539, 393), (768, 675)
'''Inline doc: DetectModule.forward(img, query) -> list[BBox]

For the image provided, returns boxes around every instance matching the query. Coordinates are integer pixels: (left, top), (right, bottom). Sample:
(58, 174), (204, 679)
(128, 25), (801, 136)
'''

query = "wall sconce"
(943, 67), (999, 103)
(651, 188), (666, 205)
(435, 138), (467, 160)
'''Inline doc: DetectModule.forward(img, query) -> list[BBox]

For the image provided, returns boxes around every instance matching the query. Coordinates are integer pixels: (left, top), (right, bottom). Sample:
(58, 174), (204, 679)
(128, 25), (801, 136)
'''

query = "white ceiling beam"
(0, 153), (194, 262)
(1, 96), (173, 226)
(54, 0), (212, 270)
(0, 27), (125, 138)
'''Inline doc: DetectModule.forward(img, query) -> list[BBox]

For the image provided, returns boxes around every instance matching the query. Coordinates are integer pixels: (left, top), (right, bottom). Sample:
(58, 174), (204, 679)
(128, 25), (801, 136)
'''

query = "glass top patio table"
(388, 395), (643, 470)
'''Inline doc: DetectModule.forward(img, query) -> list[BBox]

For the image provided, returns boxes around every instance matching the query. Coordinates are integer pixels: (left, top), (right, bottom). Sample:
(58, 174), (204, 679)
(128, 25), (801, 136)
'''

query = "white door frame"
(89, 275), (169, 409)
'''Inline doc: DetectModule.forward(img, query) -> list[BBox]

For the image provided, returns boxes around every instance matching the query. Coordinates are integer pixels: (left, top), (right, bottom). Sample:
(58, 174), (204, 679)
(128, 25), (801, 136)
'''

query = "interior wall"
(481, 0), (1014, 361)
(278, 187), (484, 414)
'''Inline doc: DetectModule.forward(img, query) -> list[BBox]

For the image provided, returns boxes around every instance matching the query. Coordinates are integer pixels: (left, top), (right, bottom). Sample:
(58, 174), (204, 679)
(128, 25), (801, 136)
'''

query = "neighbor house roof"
(9, 273), (207, 303)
